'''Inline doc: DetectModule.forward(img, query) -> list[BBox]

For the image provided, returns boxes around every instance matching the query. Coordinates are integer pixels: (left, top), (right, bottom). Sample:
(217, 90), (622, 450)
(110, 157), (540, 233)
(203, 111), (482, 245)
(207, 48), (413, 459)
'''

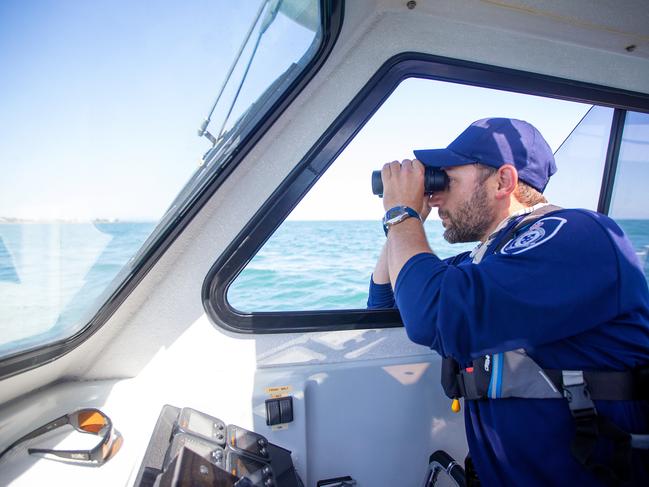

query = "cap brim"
(413, 148), (475, 168)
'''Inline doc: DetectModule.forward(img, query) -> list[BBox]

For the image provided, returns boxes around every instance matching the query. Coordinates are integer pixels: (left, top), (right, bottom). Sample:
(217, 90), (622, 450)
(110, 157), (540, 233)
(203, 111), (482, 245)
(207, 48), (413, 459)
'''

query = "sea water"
(1, 220), (648, 354)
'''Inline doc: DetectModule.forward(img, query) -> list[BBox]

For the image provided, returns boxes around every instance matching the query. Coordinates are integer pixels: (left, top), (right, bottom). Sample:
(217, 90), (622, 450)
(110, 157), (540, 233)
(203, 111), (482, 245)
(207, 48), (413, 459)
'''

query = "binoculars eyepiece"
(372, 167), (449, 197)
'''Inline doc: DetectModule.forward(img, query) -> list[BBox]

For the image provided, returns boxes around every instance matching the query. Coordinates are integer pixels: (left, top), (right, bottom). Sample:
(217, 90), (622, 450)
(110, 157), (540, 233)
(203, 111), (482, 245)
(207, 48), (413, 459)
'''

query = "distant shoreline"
(0, 218), (155, 224)
(1, 217), (647, 224)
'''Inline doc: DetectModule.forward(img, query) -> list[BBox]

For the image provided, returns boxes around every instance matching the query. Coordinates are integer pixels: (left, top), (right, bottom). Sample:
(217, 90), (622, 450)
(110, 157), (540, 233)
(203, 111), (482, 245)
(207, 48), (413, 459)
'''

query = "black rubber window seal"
(203, 51), (649, 335)
(0, 0), (344, 381)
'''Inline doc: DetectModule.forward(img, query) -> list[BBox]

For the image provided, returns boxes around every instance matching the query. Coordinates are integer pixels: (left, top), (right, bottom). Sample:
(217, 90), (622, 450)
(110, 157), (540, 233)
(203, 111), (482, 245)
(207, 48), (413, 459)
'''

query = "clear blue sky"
(0, 0), (277, 221)
(1, 1), (645, 222)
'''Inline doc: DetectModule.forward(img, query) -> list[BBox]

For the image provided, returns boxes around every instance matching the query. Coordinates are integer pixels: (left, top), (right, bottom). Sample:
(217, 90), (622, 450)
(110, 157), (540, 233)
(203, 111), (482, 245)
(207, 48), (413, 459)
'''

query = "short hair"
(514, 181), (548, 206)
(475, 163), (547, 206)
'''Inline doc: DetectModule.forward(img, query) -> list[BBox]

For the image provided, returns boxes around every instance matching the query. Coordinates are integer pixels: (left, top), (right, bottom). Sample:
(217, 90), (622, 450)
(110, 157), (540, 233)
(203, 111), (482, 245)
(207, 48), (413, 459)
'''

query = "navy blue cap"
(413, 118), (557, 192)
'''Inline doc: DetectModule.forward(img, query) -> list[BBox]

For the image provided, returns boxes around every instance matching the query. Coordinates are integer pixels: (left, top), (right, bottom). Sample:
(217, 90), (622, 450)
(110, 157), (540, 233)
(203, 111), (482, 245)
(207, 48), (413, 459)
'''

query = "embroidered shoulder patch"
(501, 217), (567, 255)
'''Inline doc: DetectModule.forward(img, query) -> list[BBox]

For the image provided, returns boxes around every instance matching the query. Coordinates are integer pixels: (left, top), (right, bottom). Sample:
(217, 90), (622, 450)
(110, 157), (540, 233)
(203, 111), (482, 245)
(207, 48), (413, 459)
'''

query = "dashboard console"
(134, 405), (301, 487)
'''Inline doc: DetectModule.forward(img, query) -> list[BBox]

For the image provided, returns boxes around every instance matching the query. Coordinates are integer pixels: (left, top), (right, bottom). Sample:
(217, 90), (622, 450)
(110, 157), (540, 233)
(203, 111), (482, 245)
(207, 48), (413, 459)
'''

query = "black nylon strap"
(546, 369), (640, 400)
(571, 415), (632, 486)
(561, 371), (636, 486)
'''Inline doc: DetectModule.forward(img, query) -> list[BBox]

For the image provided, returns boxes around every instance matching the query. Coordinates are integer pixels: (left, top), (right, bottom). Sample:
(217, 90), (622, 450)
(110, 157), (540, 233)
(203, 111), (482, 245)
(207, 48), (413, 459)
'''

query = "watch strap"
(382, 206), (421, 236)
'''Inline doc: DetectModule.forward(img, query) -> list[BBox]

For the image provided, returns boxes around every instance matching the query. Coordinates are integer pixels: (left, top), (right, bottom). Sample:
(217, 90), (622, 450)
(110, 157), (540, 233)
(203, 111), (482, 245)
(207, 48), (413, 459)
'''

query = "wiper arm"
(198, 0), (282, 146)
(202, 61), (301, 167)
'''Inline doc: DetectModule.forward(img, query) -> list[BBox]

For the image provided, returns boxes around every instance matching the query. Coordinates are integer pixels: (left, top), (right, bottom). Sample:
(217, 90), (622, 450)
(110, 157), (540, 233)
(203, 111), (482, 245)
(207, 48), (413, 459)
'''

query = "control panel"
(134, 405), (302, 487)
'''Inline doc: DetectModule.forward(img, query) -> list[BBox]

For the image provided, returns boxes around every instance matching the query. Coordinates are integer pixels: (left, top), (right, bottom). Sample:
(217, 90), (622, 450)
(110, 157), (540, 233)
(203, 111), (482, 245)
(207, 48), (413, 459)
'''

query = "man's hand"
(381, 159), (425, 213)
(380, 159), (433, 285)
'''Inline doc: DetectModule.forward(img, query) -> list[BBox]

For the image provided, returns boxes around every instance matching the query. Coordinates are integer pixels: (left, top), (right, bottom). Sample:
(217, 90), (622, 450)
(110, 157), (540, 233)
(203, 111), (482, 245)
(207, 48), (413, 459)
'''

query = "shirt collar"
(489, 202), (550, 240)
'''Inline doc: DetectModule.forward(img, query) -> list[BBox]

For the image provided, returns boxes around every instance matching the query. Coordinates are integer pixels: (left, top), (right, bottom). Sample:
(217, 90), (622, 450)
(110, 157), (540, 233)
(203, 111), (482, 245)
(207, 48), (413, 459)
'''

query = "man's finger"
(387, 160), (401, 177)
(401, 159), (414, 171)
(382, 161), (395, 178)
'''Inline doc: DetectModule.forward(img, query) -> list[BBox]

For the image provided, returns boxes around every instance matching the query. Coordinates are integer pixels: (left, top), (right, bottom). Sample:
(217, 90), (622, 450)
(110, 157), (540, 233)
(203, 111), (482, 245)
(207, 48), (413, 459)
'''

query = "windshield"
(0, 0), (323, 360)
(201, 0), (321, 146)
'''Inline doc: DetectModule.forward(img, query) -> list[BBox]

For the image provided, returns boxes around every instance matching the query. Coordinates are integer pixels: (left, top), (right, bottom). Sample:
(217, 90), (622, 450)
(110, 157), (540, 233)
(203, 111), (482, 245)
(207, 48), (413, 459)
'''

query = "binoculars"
(371, 167), (449, 196)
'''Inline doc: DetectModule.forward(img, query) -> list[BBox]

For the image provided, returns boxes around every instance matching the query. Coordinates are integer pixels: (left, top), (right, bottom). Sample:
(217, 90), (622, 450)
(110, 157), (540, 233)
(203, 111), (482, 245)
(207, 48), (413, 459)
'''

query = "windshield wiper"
(197, 0), (282, 146)
(202, 61), (302, 166)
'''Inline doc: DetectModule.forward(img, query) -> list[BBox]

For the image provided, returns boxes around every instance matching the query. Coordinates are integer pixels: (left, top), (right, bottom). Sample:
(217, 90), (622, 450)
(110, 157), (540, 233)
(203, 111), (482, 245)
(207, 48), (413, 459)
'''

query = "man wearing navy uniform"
(368, 118), (649, 485)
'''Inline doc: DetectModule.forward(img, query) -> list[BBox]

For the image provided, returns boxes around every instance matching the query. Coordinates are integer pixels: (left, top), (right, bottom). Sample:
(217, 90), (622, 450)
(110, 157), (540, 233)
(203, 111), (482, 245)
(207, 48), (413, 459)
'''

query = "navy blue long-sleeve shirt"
(368, 208), (649, 486)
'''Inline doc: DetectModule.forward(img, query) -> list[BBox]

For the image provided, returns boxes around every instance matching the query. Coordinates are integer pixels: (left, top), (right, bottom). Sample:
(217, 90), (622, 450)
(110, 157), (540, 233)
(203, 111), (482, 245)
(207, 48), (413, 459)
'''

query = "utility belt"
(441, 352), (649, 485)
(445, 350), (649, 403)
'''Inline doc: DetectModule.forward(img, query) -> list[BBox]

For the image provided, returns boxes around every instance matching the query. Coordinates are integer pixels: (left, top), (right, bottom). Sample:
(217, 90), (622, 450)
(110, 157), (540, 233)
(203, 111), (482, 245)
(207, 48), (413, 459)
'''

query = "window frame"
(203, 51), (649, 334)
(598, 108), (627, 214)
(0, 0), (344, 381)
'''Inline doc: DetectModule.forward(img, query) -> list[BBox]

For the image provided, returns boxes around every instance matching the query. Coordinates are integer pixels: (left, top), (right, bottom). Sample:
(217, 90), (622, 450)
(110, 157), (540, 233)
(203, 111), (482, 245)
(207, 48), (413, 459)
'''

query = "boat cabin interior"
(1, 0), (648, 485)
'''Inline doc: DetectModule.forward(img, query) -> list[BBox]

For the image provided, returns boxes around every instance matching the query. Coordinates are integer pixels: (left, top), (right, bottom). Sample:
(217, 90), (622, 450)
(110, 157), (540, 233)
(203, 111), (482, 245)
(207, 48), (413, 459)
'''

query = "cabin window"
(0, 0), (324, 361)
(204, 55), (649, 333)
(608, 111), (649, 281)
(543, 106), (614, 209)
(226, 78), (596, 312)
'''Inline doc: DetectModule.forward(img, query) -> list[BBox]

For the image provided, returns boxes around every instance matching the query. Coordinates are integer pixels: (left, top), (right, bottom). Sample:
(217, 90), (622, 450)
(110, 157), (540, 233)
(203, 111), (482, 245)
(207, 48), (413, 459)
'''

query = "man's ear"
(495, 165), (518, 199)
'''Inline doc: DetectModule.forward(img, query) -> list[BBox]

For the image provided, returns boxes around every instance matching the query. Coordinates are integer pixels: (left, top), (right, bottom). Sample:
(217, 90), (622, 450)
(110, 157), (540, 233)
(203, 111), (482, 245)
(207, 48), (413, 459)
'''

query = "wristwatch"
(382, 206), (421, 236)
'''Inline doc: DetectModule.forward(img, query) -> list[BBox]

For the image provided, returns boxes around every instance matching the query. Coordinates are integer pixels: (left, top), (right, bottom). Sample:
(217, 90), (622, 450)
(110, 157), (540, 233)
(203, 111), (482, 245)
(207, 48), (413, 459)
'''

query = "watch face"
(385, 206), (407, 222)
(383, 207), (420, 234)
(386, 213), (408, 225)
(385, 206), (415, 225)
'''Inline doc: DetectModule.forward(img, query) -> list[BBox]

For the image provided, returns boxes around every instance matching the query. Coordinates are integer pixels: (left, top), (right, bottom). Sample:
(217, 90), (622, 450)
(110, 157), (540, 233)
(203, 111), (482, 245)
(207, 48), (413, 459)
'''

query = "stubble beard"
(440, 183), (496, 244)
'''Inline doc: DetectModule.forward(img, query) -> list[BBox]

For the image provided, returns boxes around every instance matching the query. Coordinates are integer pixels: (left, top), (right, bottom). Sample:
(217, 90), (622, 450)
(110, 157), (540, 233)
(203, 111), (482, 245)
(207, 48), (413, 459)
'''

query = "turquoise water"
(1, 220), (648, 353)
(228, 220), (649, 311)
(227, 220), (476, 311)
(0, 222), (155, 354)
